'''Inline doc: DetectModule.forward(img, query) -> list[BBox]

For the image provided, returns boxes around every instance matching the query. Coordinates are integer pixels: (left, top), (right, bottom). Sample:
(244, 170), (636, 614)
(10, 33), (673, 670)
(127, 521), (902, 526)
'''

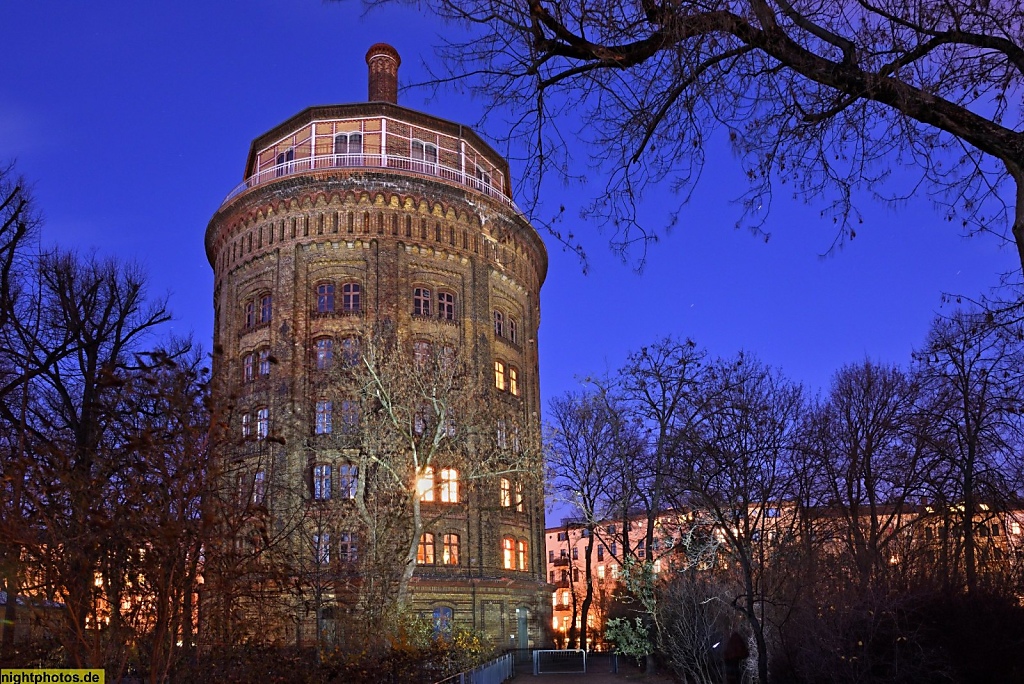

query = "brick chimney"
(366, 43), (401, 104)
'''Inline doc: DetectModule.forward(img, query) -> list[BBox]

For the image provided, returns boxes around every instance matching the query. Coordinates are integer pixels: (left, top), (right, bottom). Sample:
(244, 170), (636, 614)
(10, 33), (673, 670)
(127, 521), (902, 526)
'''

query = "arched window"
(259, 294), (273, 324)
(494, 360), (506, 391)
(508, 366), (520, 396)
(242, 352), (255, 382)
(508, 317), (518, 344)
(241, 413), (251, 438)
(442, 534), (460, 565)
(502, 537), (515, 570)
(334, 132), (363, 166)
(244, 300), (256, 329)
(341, 336), (361, 366)
(316, 283), (335, 313)
(411, 140), (439, 170)
(413, 287), (431, 316)
(275, 148), (294, 177)
(418, 533), (435, 564)
(432, 606), (453, 637)
(437, 291), (456, 321)
(342, 282), (361, 313)
(258, 348), (271, 377)
(517, 540), (528, 570)
(493, 310), (504, 337)
(418, 467), (435, 502)
(413, 340), (431, 369)
(314, 338), (333, 370)
(440, 468), (459, 503)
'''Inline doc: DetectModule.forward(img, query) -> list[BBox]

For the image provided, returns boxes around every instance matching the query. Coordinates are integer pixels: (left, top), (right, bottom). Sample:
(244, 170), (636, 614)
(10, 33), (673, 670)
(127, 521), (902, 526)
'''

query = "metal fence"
(533, 649), (587, 675)
(434, 652), (514, 684)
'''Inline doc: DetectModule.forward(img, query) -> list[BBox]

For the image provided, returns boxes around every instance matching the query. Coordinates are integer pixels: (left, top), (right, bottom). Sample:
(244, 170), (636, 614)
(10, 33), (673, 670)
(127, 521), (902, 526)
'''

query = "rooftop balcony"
(220, 151), (522, 215)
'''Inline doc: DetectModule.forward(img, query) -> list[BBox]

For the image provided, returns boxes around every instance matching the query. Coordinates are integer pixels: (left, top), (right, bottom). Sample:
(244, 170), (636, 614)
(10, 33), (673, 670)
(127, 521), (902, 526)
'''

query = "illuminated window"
(597, 564), (605, 579)
(338, 464), (358, 499)
(314, 338), (333, 370)
(413, 287), (431, 316)
(258, 348), (271, 377)
(440, 468), (459, 503)
(313, 464), (331, 500)
(500, 478), (512, 507)
(315, 400), (332, 435)
(1013, 521), (1022, 536)
(508, 317), (518, 344)
(442, 534), (460, 565)
(517, 540), (528, 570)
(313, 533), (330, 564)
(493, 310), (504, 337)
(418, 533), (435, 564)
(494, 360), (506, 390)
(418, 467), (435, 502)
(560, 590), (570, 607)
(611, 565), (619, 579)
(316, 283), (335, 313)
(438, 291), (456, 320)
(243, 352), (254, 382)
(502, 538), (515, 569)
(256, 407), (269, 440)
(259, 294), (273, 324)
(342, 282), (361, 313)
(509, 367), (519, 396)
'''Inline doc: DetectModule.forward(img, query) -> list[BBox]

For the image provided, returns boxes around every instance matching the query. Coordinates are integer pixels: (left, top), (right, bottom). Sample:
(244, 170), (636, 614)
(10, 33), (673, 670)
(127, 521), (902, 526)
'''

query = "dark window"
(338, 464), (358, 499)
(243, 352), (254, 382)
(341, 336), (361, 366)
(413, 340), (431, 369)
(334, 132), (363, 165)
(258, 348), (271, 377)
(275, 148), (294, 177)
(315, 400), (333, 435)
(340, 400), (360, 434)
(438, 291), (456, 320)
(259, 294), (273, 324)
(493, 310), (504, 337)
(342, 282), (361, 313)
(413, 287), (431, 316)
(508, 317), (518, 344)
(339, 531), (358, 562)
(314, 338), (333, 370)
(244, 301), (256, 329)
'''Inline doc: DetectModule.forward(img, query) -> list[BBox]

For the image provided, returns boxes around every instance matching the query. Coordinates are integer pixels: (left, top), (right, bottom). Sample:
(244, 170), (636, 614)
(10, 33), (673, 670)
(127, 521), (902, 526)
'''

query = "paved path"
(508, 661), (675, 683)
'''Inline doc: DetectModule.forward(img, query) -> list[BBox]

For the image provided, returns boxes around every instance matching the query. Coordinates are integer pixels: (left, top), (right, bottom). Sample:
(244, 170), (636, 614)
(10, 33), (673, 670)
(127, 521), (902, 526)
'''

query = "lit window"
(597, 564), (605, 579)
(340, 400), (359, 434)
(342, 282), (361, 313)
(508, 317), (518, 344)
(503, 537), (515, 569)
(509, 367), (519, 396)
(313, 464), (331, 500)
(314, 338), (333, 370)
(517, 540), (528, 570)
(418, 533), (435, 564)
(653, 559), (662, 573)
(500, 478), (512, 507)
(442, 533), (460, 565)
(316, 283), (335, 313)
(418, 467), (435, 502)
(258, 348), (271, 377)
(515, 481), (524, 512)
(341, 336), (361, 367)
(313, 533), (330, 564)
(611, 565), (619, 579)
(338, 464), (358, 499)
(413, 287), (431, 316)
(440, 468), (459, 503)
(241, 413), (251, 438)
(253, 471), (266, 504)
(493, 310), (504, 337)
(259, 294), (273, 324)
(1013, 521), (1022, 536)
(244, 300), (256, 329)
(243, 353), (254, 382)
(560, 590), (570, 607)
(494, 360), (506, 391)
(339, 531), (358, 562)
(315, 400), (333, 435)
(413, 340), (431, 369)
(438, 291), (456, 320)
(256, 407), (269, 440)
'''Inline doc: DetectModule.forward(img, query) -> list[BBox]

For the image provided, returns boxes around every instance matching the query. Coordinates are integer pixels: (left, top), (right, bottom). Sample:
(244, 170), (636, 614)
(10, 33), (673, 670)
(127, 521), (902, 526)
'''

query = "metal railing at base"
(434, 652), (514, 684)
(533, 649), (587, 675)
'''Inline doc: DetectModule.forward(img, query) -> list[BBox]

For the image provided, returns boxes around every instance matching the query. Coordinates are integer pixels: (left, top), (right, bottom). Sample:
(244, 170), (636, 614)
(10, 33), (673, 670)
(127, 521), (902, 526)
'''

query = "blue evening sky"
(2, 1), (1017, 416)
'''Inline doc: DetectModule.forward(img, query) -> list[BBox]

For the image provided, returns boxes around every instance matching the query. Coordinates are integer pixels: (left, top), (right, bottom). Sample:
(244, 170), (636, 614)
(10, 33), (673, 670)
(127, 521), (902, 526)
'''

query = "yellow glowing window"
(418, 467), (435, 502)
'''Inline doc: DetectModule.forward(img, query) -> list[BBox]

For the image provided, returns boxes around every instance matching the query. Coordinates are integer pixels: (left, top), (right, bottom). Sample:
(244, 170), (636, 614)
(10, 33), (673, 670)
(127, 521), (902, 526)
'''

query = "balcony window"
(411, 140), (438, 170)
(275, 148), (294, 177)
(334, 132), (363, 165)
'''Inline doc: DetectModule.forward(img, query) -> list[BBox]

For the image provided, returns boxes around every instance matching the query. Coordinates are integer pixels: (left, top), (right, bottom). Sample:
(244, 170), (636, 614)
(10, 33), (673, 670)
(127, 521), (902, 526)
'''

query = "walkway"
(507, 659), (675, 683)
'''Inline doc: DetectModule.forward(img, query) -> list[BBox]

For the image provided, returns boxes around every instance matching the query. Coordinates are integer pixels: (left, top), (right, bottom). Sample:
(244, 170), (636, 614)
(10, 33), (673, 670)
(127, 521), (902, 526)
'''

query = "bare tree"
(362, 0), (1024, 275)
(0, 162), (37, 330)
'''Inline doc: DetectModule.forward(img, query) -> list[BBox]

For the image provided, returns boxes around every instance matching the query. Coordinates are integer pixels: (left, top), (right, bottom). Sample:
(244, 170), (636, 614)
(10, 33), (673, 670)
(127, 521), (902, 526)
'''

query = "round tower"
(204, 44), (549, 650)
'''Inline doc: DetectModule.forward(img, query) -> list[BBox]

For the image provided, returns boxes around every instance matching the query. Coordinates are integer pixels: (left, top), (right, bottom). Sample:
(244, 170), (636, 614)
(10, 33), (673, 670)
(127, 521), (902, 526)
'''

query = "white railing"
(220, 153), (522, 214)
(434, 653), (514, 684)
(533, 649), (587, 675)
